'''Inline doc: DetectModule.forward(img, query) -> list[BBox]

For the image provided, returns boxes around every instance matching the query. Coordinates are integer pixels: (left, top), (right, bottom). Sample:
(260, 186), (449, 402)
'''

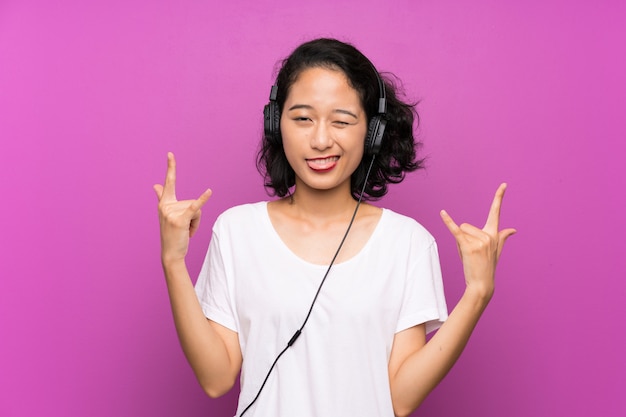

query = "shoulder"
(217, 201), (267, 218)
(213, 202), (268, 231)
(376, 208), (437, 258)
(380, 208), (435, 243)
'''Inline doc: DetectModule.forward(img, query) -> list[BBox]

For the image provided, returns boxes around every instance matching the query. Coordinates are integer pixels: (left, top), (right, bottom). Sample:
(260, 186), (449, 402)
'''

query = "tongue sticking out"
(307, 156), (339, 171)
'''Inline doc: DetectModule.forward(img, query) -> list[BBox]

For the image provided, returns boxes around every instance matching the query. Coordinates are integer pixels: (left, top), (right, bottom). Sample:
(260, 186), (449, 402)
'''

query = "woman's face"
(280, 66), (368, 195)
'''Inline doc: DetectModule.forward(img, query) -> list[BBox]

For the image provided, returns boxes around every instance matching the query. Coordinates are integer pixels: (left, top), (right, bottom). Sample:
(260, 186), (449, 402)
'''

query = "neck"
(288, 180), (359, 221)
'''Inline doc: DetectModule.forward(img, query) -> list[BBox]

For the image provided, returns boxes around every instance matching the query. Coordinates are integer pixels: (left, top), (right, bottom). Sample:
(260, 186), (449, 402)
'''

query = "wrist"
(463, 283), (494, 308)
(161, 257), (187, 275)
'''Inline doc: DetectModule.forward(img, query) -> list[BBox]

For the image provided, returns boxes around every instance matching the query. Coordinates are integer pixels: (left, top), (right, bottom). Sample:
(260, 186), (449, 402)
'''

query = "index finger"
(162, 152), (177, 201)
(484, 183), (507, 232)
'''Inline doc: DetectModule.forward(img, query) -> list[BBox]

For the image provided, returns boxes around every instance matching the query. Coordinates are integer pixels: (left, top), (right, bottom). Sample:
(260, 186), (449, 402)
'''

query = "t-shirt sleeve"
(194, 230), (238, 333)
(396, 235), (448, 334)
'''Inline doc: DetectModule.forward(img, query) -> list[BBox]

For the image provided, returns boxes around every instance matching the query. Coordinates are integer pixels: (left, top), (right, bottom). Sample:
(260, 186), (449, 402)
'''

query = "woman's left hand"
(440, 183), (516, 299)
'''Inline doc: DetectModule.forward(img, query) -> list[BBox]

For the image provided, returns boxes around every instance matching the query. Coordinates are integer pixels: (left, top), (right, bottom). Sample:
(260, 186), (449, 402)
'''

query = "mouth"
(306, 156), (339, 171)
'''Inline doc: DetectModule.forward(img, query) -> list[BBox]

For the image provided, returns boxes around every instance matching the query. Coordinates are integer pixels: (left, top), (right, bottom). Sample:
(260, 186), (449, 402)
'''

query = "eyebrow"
(287, 104), (358, 119)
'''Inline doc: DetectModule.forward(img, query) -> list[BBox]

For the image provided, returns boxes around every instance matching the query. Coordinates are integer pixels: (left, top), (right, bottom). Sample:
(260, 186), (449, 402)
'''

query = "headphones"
(246, 63), (386, 417)
(263, 65), (388, 155)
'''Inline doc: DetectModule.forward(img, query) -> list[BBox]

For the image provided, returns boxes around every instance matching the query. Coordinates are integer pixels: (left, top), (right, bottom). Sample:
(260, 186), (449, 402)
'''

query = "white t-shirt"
(195, 202), (448, 417)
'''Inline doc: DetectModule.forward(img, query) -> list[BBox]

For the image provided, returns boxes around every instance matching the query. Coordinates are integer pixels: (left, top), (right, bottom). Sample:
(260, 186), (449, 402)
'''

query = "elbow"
(200, 376), (236, 399)
(204, 387), (227, 399)
(393, 406), (413, 417)
(392, 395), (424, 417)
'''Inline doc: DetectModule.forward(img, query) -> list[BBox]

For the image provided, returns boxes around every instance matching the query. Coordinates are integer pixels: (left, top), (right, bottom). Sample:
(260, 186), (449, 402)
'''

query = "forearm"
(163, 259), (238, 397)
(390, 286), (492, 417)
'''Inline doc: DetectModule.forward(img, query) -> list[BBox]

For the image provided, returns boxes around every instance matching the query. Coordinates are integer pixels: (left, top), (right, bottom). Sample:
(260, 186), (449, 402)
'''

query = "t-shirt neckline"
(259, 201), (387, 268)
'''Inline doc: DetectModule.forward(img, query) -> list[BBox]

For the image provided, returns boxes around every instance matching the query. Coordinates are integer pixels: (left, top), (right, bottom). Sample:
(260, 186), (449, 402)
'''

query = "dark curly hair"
(256, 38), (424, 201)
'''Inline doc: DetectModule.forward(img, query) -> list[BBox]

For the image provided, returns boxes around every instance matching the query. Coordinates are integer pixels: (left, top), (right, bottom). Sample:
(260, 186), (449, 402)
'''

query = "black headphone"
(246, 65), (386, 417)
(263, 65), (388, 155)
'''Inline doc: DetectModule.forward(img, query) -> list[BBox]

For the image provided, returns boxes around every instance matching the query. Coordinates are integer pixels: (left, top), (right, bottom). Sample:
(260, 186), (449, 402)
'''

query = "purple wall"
(1, 1), (624, 416)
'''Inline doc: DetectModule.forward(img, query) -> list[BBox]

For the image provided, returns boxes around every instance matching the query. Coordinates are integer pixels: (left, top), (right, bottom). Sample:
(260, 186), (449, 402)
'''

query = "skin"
(153, 154), (240, 398)
(154, 67), (516, 416)
(269, 67), (381, 265)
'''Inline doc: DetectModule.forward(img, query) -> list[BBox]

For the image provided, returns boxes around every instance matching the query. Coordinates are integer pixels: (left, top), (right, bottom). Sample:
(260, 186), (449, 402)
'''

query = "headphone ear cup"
(365, 116), (387, 155)
(264, 101), (281, 145)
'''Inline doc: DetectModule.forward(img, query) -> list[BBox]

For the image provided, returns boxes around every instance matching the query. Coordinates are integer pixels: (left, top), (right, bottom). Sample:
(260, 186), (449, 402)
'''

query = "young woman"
(154, 38), (515, 417)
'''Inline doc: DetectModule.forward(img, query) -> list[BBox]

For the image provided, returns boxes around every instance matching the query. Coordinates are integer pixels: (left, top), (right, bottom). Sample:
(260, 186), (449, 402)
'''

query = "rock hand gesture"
(153, 152), (213, 265)
(440, 183), (517, 298)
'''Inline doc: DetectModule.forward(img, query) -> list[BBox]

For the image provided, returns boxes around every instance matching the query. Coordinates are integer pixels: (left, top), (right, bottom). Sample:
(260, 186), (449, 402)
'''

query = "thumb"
(153, 184), (164, 200)
(440, 210), (461, 238)
(497, 228), (517, 258)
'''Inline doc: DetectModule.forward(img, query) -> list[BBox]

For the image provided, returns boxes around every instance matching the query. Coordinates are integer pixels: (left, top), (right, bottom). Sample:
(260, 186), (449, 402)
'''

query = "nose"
(310, 122), (334, 150)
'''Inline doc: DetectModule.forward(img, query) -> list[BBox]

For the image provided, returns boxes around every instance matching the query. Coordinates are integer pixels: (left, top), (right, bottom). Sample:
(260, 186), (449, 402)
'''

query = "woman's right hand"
(153, 152), (212, 265)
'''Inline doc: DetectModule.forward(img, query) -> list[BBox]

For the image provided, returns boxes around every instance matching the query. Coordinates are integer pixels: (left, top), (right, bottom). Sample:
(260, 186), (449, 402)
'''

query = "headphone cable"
(238, 155), (377, 416)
